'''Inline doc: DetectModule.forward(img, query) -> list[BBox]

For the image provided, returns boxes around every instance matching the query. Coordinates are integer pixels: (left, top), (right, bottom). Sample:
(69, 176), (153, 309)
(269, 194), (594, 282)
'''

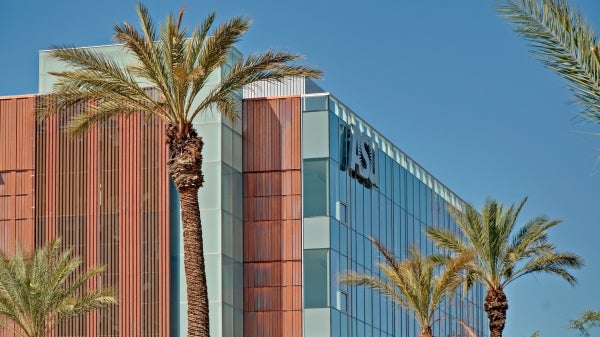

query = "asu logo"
(343, 125), (379, 188)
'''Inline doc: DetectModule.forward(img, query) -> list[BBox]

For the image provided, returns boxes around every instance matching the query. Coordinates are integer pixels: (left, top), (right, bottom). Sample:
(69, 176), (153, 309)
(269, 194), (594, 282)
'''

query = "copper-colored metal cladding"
(35, 97), (170, 337)
(243, 97), (303, 337)
(0, 96), (36, 337)
(0, 96), (35, 255)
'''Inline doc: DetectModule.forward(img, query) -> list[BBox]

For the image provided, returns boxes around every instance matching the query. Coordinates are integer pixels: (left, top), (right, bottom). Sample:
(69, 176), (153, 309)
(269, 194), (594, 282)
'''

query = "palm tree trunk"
(178, 187), (209, 337)
(484, 287), (509, 337)
(166, 124), (208, 337)
(419, 325), (434, 337)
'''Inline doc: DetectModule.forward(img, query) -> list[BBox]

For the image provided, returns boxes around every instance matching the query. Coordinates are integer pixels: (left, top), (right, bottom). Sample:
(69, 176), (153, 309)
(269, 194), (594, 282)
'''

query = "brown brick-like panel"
(0, 96), (36, 337)
(243, 97), (302, 337)
(0, 96), (35, 256)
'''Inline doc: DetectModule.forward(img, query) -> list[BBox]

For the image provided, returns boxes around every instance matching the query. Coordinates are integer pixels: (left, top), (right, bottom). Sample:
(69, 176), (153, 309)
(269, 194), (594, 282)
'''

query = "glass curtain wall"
(302, 94), (485, 337)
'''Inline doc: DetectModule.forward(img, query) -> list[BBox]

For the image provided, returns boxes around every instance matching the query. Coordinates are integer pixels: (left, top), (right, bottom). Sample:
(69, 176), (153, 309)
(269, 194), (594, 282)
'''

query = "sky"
(1, 1), (600, 336)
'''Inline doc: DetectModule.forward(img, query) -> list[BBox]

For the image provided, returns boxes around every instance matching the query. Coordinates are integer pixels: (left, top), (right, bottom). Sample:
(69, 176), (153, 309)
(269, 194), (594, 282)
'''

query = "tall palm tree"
(340, 239), (472, 337)
(497, 0), (600, 124)
(40, 4), (322, 337)
(426, 197), (584, 337)
(0, 239), (115, 337)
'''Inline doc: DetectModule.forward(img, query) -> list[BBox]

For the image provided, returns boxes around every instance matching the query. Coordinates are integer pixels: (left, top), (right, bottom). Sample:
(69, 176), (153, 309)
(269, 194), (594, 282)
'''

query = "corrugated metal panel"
(242, 77), (325, 99)
(242, 97), (303, 337)
(35, 95), (170, 337)
(119, 113), (142, 337)
(243, 77), (305, 99)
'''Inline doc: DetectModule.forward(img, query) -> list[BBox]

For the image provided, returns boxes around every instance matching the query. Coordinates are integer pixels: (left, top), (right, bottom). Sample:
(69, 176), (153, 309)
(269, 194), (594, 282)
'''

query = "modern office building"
(0, 45), (485, 337)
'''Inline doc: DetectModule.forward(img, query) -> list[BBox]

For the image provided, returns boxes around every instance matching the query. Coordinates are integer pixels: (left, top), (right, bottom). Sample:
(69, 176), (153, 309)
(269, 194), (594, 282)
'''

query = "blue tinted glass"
(331, 218), (340, 252)
(385, 156), (392, 198)
(339, 169), (348, 203)
(330, 160), (339, 217)
(304, 249), (329, 308)
(340, 224), (348, 257)
(303, 95), (328, 112)
(330, 113), (340, 163)
(407, 174), (414, 215)
(420, 181), (427, 222)
(378, 150), (386, 191)
(364, 189), (371, 235)
(364, 289), (372, 326)
(331, 250), (340, 308)
(303, 159), (328, 217)
(393, 162), (400, 203)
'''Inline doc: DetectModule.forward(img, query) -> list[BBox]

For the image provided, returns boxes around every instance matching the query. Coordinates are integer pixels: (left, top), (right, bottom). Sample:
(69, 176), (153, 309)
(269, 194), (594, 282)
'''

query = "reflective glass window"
(385, 155), (392, 198)
(303, 95), (329, 112)
(378, 150), (386, 191)
(407, 174), (414, 215)
(330, 161), (339, 217)
(420, 181), (427, 222)
(364, 188), (371, 235)
(330, 113), (340, 163)
(339, 169), (348, 203)
(340, 224), (348, 257)
(393, 162), (400, 204)
(303, 159), (328, 217)
(304, 249), (329, 308)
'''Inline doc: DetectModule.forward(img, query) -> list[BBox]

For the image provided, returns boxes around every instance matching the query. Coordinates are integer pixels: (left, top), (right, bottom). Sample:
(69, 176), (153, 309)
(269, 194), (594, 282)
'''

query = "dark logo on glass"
(341, 125), (379, 188)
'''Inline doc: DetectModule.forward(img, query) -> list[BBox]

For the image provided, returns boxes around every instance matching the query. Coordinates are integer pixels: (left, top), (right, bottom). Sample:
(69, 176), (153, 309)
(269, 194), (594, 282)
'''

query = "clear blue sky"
(2, 1), (599, 336)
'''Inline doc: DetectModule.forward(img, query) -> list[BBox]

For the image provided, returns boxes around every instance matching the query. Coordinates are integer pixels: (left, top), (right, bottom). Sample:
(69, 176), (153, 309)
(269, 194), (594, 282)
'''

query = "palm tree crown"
(340, 239), (472, 337)
(497, 0), (600, 124)
(40, 4), (322, 337)
(43, 4), (322, 136)
(426, 197), (583, 337)
(0, 239), (115, 337)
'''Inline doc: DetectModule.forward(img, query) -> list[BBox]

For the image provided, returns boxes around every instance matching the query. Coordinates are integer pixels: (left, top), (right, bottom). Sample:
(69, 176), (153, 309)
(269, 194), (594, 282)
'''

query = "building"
(0, 45), (485, 337)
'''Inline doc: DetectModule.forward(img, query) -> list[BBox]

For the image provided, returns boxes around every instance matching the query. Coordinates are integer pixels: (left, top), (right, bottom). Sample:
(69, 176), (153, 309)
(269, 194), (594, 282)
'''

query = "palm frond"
(47, 4), (322, 135)
(200, 16), (251, 79)
(497, 0), (600, 123)
(0, 238), (115, 337)
(425, 227), (470, 254)
(429, 196), (583, 295)
(506, 250), (584, 286)
(190, 49), (322, 121)
(341, 241), (470, 331)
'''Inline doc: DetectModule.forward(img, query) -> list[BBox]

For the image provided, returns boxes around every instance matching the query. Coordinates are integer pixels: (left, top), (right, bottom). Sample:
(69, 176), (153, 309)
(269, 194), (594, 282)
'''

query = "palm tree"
(340, 239), (472, 337)
(426, 197), (584, 337)
(39, 4), (322, 337)
(0, 239), (115, 337)
(497, 0), (600, 124)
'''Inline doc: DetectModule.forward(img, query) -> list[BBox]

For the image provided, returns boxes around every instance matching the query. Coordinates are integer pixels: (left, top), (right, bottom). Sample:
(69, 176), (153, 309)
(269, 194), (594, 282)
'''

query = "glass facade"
(302, 94), (485, 337)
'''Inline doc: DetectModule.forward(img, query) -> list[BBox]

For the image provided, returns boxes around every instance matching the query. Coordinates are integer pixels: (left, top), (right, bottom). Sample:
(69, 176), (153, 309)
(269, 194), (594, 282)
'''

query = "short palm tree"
(40, 4), (321, 337)
(497, 0), (600, 124)
(0, 239), (115, 337)
(340, 239), (472, 337)
(426, 197), (584, 337)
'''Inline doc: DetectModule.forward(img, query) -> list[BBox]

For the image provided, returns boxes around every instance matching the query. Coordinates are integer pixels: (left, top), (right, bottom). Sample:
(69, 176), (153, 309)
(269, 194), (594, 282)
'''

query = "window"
(337, 290), (348, 312)
(303, 159), (328, 217)
(303, 95), (328, 112)
(337, 201), (348, 224)
(304, 249), (329, 308)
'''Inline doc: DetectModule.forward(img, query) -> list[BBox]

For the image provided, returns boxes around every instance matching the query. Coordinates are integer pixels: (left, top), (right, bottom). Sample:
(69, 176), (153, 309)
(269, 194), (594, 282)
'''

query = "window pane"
(303, 96), (328, 112)
(304, 159), (328, 217)
(330, 113), (340, 163)
(304, 249), (329, 308)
